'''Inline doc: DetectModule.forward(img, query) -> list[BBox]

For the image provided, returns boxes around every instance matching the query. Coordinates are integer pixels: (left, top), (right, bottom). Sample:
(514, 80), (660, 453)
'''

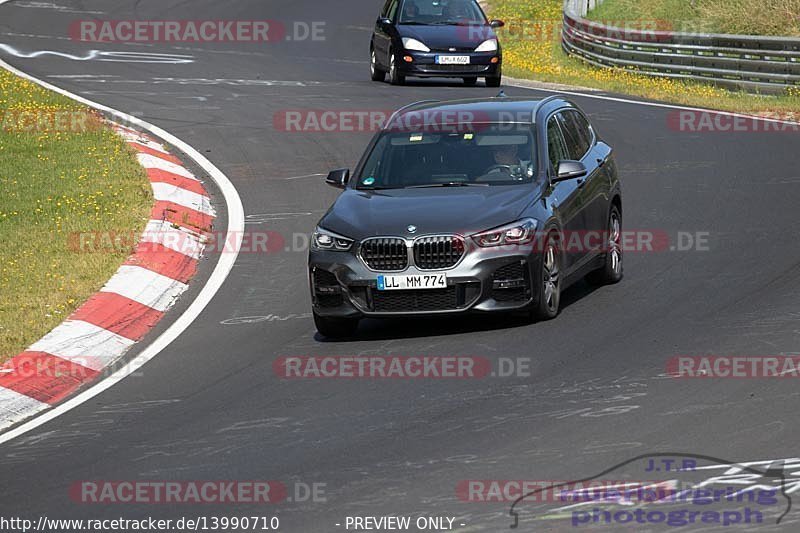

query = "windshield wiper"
(399, 21), (432, 25)
(407, 182), (489, 188)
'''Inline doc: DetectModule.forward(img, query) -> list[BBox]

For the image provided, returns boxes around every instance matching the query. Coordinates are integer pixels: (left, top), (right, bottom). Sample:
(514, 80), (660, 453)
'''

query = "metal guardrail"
(561, 0), (800, 93)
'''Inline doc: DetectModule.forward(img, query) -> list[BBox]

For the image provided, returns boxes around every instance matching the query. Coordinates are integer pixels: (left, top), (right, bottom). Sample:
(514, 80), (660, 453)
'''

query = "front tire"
(370, 49), (386, 82)
(529, 232), (561, 321)
(486, 75), (502, 88)
(313, 312), (360, 339)
(463, 76), (478, 86)
(389, 52), (406, 85)
(586, 205), (624, 285)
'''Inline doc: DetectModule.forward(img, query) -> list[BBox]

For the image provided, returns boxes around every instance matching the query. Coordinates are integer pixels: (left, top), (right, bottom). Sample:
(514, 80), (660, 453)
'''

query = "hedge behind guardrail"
(562, 1), (800, 94)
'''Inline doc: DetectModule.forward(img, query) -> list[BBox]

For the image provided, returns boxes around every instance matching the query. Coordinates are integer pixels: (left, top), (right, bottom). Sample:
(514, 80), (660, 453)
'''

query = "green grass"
(587, 0), (800, 36)
(0, 69), (152, 361)
(487, 0), (800, 114)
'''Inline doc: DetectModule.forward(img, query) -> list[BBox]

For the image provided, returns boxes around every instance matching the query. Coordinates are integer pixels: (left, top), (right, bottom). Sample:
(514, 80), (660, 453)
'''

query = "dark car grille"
(360, 238), (408, 271)
(413, 236), (466, 270)
(312, 268), (343, 308)
(372, 287), (459, 312)
(368, 282), (480, 313)
(423, 64), (487, 73)
(490, 262), (530, 303)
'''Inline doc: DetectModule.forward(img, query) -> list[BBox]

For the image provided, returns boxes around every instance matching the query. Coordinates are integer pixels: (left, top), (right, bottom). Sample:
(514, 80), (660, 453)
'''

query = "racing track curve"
(1, 0), (800, 530)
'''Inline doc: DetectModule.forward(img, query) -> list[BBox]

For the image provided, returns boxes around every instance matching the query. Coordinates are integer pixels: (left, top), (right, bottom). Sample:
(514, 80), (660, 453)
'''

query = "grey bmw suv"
(309, 96), (622, 338)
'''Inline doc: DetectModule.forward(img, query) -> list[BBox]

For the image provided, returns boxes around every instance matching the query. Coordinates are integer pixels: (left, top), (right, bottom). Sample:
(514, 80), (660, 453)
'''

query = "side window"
(546, 116), (569, 171)
(381, 0), (392, 17)
(387, 0), (399, 21)
(569, 110), (594, 149)
(558, 111), (591, 161)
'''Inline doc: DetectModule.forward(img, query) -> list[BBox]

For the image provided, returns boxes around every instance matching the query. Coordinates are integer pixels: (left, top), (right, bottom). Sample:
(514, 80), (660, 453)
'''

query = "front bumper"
(309, 245), (538, 319)
(396, 50), (501, 78)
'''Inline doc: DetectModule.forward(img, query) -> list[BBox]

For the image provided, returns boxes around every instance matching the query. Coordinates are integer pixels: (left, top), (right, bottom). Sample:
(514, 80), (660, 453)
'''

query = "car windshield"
(398, 0), (487, 25)
(355, 124), (536, 189)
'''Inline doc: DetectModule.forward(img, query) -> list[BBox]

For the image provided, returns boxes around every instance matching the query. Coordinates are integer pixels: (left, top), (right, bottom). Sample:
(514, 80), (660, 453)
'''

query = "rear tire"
(586, 205), (624, 286)
(486, 75), (502, 88)
(314, 312), (360, 339)
(370, 49), (386, 82)
(529, 231), (561, 322)
(463, 76), (478, 86)
(389, 52), (406, 85)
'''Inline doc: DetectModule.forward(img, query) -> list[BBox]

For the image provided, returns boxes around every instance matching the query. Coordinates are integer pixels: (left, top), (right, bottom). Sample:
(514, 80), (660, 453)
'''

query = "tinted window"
(387, 0), (399, 20)
(356, 124), (537, 189)
(546, 116), (569, 170)
(398, 0), (486, 24)
(557, 111), (591, 160)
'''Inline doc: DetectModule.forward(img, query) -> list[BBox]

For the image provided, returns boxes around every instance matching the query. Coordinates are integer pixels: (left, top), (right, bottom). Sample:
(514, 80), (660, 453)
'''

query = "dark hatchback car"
(309, 96), (622, 338)
(370, 0), (504, 86)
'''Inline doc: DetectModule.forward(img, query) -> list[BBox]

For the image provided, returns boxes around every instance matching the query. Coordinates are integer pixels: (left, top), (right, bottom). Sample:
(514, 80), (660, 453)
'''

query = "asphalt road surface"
(2, 1), (800, 531)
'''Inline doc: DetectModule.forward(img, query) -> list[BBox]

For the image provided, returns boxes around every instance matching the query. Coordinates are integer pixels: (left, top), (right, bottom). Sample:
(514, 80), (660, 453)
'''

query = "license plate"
(436, 55), (470, 65)
(377, 273), (447, 291)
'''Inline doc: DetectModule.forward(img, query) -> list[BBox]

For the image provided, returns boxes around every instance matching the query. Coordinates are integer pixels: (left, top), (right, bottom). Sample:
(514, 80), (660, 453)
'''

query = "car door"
(374, 0), (399, 67)
(561, 110), (612, 241)
(556, 110), (604, 262)
(545, 113), (583, 273)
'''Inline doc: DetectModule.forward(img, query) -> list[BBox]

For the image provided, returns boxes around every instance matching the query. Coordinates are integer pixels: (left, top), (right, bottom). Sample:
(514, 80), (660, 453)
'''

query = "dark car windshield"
(398, 0), (487, 25)
(355, 124), (536, 189)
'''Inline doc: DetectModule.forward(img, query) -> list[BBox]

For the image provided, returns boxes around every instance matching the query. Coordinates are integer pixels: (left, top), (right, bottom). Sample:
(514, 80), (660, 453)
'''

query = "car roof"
(384, 96), (575, 130)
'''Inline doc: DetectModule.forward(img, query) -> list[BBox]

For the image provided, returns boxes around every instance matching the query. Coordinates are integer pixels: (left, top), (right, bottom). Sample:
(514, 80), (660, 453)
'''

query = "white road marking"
(140, 219), (205, 259)
(117, 131), (170, 154)
(101, 265), (189, 312)
(0, 17), (244, 442)
(28, 320), (136, 371)
(283, 173), (326, 180)
(0, 44), (194, 64)
(136, 152), (197, 180)
(0, 389), (49, 429)
(11, 1), (104, 14)
(507, 77), (800, 126)
(151, 182), (215, 216)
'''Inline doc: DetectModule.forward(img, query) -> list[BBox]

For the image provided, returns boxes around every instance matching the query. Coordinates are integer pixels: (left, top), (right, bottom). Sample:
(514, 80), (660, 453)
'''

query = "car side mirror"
(378, 17), (393, 26)
(326, 168), (350, 189)
(490, 19), (505, 28)
(553, 160), (587, 182)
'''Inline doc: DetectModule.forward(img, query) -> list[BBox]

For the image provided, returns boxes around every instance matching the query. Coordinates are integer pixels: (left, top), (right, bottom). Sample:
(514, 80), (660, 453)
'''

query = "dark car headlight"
(312, 227), (354, 251)
(471, 218), (538, 247)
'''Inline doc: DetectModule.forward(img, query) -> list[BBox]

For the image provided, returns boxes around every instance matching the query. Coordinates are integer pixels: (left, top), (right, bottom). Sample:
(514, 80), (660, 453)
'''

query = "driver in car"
(487, 144), (531, 179)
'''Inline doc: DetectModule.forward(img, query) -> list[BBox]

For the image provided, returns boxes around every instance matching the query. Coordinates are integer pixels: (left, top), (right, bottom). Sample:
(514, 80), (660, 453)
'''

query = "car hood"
(319, 185), (538, 241)
(398, 24), (495, 50)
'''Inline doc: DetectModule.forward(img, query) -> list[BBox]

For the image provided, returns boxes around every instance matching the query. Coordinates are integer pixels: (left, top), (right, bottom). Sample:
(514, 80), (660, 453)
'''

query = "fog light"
(403, 55), (413, 63)
(491, 57), (499, 64)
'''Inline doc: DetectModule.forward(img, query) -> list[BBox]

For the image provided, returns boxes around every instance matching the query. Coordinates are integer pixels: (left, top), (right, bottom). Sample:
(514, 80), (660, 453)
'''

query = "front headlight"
(474, 38), (498, 52)
(471, 218), (538, 247)
(402, 37), (430, 52)
(312, 227), (354, 251)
